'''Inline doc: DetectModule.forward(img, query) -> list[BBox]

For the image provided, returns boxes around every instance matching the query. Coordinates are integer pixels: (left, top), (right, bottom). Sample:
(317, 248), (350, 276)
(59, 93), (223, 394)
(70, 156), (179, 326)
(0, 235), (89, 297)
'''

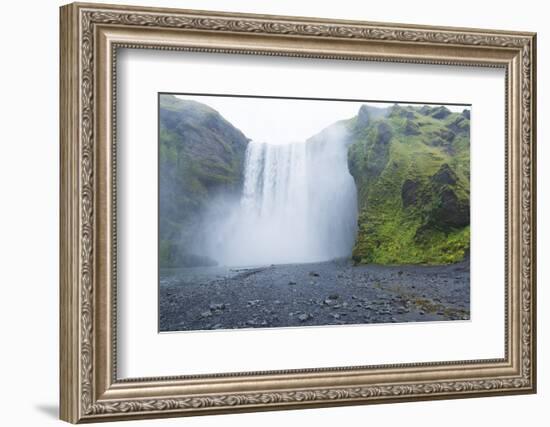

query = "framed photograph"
(60, 2), (537, 423)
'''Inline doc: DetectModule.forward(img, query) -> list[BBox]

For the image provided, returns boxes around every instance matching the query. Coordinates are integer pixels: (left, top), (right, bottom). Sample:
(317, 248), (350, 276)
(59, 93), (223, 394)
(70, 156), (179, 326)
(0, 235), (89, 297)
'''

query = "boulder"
(431, 163), (457, 186)
(433, 188), (470, 228)
(401, 179), (419, 207)
(431, 106), (451, 119)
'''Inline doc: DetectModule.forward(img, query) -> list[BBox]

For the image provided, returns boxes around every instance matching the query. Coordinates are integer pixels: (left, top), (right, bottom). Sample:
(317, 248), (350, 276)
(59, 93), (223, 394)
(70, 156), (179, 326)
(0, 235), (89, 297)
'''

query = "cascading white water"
(212, 125), (358, 266)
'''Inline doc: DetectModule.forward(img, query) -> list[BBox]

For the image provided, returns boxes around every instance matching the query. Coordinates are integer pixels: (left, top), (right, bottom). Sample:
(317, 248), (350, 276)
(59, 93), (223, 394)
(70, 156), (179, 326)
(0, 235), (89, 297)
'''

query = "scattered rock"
(247, 299), (261, 306)
(298, 313), (312, 322)
(161, 258), (470, 331)
(309, 271), (320, 277)
(288, 281), (297, 286)
(209, 303), (225, 310)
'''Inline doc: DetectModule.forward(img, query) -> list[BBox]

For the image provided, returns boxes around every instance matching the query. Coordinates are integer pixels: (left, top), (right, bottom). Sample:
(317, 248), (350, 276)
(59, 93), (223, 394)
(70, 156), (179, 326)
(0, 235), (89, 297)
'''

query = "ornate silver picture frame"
(60, 2), (536, 423)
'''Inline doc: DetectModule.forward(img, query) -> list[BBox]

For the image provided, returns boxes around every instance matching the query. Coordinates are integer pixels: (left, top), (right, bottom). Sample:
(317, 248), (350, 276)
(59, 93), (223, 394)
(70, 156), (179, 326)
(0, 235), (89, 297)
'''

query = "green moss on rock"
(348, 104), (470, 265)
(159, 95), (249, 267)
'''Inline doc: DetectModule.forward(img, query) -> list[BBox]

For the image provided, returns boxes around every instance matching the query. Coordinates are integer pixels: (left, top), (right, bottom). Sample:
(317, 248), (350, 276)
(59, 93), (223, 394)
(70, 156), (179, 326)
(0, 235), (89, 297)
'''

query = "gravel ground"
(159, 258), (470, 332)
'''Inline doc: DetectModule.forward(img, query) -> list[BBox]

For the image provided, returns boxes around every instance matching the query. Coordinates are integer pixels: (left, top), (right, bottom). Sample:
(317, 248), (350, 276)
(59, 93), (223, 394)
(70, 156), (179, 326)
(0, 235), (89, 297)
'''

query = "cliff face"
(159, 95), (249, 267)
(347, 104), (470, 264)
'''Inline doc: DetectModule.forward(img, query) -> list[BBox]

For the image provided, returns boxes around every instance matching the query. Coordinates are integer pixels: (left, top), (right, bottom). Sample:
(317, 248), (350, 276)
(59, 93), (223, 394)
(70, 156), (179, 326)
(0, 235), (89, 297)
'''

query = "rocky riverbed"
(159, 259), (469, 332)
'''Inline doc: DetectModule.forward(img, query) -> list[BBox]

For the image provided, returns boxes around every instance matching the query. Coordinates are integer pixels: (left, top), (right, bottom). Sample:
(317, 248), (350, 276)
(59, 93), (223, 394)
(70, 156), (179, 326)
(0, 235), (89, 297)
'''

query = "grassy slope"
(159, 95), (249, 267)
(348, 105), (470, 264)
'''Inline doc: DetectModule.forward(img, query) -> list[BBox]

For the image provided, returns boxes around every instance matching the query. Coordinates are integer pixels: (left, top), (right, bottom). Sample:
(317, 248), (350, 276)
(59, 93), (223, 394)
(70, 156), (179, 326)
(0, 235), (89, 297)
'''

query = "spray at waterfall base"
(199, 126), (357, 268)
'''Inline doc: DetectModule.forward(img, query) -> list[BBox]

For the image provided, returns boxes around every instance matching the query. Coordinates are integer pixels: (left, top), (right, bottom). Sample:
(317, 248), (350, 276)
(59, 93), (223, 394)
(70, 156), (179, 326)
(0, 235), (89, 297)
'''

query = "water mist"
(202, 124), (358, 267)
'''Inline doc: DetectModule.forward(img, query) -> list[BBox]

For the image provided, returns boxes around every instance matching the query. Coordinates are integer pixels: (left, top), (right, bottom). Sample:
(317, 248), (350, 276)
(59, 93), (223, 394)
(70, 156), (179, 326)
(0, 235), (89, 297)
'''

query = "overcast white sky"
(173, 94), (469, 145)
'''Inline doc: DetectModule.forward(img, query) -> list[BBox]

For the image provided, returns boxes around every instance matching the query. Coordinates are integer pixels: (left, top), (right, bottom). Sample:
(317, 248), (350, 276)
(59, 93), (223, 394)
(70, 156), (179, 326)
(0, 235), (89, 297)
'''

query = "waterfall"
(236, 142), (312, 264)
(211, 125), (358, 267)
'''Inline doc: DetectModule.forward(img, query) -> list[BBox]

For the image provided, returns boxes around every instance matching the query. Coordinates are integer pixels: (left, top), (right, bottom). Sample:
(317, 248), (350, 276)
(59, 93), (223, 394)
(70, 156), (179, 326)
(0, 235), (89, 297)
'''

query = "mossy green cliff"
(347, 104), (470, 264)
(159, 95), (249, 267)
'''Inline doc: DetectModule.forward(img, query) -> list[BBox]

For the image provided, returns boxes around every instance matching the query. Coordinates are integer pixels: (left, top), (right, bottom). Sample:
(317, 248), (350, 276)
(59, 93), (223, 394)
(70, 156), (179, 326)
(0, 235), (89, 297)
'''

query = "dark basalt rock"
(389, 105), (415, 119)
(433, 188), (470, 228)
(423, 164), (469, 230)
(447, 116), (470, 134)
(376, 121), (393, 144)
(436, 128), (456, 143)
(431, 163), (457, 186)
(427, 128), (456, 153)
(401, 179), (419, 207)
(419, 105), (434, 115)
(404, 120), (421, 136)
(431, 106), (452, 119)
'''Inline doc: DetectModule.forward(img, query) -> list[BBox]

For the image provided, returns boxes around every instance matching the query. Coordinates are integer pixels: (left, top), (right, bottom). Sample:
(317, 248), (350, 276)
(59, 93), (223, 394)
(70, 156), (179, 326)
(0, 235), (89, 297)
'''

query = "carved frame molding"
(60, 2), (536, 423)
